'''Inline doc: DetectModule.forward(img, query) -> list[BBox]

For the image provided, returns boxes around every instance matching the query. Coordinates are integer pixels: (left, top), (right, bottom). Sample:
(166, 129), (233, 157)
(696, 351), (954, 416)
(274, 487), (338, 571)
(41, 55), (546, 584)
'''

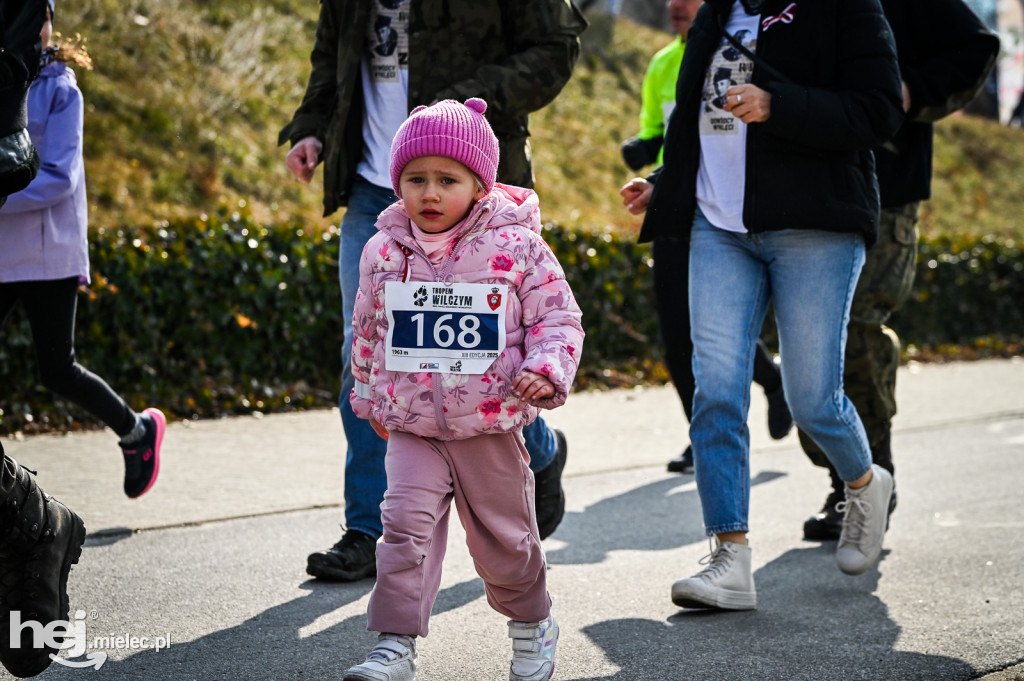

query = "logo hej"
(9, 609), (171, 670)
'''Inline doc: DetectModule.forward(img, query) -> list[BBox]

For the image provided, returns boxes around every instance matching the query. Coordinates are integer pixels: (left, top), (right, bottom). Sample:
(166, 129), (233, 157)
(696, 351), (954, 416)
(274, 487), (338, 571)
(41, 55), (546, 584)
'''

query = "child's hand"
(369, 416), (389, 441)
(513, 371), (556, 406)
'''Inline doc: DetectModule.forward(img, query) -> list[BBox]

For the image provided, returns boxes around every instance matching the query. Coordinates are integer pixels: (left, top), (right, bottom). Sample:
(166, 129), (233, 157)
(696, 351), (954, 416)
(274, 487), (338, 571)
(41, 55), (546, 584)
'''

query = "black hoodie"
(874, 0), (999, 207)
(0, 0), (46, 136)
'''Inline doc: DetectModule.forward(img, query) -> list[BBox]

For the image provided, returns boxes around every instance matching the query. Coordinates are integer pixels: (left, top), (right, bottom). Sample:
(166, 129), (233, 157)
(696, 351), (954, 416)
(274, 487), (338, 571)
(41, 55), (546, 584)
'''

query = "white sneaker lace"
(694, 540), (735, 582)
(836, 495), (872, 545)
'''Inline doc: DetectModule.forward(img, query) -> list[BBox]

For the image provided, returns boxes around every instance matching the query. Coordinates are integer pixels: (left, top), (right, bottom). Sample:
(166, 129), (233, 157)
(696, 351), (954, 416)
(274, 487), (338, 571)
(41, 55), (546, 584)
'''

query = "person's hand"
(285, 136), (323, 184)
(369, 416), (389, 441)
(901, 80), (911, 113)
(513, 370), (556, 406)
(620, 177), (653, 215)
(724, 85), (771, 124)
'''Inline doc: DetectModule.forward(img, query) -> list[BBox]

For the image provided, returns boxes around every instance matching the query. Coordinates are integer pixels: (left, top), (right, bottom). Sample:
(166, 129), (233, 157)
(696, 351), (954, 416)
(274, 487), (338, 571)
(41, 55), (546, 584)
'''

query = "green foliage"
(2, 220), (1020, 433)
(540, 224), (661, 388)
(0, 211), (342, 432)
(890, 235), (1024, 351)
(4, 5), (1023, 431)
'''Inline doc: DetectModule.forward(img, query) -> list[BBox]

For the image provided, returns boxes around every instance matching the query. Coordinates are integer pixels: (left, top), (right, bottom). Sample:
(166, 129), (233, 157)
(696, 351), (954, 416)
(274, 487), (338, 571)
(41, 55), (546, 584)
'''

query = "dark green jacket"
(279, 0), (587, 216)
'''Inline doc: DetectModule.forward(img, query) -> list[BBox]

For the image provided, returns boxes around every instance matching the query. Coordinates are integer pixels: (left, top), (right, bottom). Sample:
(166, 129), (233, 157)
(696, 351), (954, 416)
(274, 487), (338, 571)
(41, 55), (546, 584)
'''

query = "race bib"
(384, 281), (508, 374)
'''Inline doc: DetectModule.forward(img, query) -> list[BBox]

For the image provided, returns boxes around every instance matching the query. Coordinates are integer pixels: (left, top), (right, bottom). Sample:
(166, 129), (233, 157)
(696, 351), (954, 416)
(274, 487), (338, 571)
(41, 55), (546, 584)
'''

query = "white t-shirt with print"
(696, 3), (759, 233)
(357, 0), (411, 189)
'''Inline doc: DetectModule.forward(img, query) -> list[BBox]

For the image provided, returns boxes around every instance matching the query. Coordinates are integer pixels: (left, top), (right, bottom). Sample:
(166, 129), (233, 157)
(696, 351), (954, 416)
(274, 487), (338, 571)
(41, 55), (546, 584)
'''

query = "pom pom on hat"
(390, 98), (500, 195)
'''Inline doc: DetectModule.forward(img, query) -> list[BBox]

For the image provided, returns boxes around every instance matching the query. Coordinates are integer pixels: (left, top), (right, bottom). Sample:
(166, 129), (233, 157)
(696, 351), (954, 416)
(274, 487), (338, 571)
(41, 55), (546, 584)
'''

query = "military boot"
(0, 447), (86, 678)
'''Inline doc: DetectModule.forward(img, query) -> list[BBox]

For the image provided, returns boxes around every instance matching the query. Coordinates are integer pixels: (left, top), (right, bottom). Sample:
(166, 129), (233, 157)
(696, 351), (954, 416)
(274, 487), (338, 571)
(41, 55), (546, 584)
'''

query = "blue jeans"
(688, 209), (872, 536)
(338, 177), (557, 539)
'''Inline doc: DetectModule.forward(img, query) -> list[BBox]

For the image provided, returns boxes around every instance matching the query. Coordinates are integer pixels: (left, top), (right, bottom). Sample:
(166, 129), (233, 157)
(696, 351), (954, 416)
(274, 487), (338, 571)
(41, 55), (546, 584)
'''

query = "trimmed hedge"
(889, 234), (1024, 351)
(1, 212), (1021, 433)
(1, 212), (342, 432)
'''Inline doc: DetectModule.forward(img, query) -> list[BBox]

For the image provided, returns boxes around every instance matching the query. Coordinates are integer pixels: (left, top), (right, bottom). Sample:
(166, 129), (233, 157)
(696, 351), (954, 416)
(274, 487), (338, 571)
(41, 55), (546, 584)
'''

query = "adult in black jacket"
(635, 0), (904, 611)
(1, 6), (88, 677)
(620, 0), (792, 480)
(800, 0), (999, 541)
(0, 0), (45, 204)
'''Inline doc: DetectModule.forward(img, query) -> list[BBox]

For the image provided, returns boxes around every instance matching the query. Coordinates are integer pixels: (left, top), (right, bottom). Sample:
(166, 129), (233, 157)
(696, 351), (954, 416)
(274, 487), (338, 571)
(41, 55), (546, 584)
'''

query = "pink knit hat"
(389, 98), (500, 195)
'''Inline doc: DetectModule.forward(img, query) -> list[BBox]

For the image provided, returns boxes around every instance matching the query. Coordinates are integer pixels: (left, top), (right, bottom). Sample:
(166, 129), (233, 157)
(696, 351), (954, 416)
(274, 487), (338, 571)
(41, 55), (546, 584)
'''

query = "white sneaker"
(508, 615), (558, 681)
(343, 634), (417, 681)
(671, 540), (757, 610)
(836, 464), (894, 575)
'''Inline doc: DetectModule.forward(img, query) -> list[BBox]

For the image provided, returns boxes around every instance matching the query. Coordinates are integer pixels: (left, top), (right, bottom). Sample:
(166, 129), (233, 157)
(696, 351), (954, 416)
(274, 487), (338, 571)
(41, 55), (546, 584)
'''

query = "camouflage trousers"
(800, 202), (920, 475)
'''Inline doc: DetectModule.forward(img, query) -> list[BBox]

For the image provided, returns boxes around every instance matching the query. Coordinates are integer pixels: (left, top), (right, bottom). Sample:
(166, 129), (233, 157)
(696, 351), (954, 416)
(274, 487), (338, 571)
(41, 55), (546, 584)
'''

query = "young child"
(0, 0), (164, 498)
(343, 98), (584, 681)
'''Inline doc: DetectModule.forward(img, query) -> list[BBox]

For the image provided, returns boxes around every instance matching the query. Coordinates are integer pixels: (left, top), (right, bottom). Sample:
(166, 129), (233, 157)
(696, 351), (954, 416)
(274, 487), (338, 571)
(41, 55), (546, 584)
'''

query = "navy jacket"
(876, 0), (999, 207)
(640, 0), (904, 247)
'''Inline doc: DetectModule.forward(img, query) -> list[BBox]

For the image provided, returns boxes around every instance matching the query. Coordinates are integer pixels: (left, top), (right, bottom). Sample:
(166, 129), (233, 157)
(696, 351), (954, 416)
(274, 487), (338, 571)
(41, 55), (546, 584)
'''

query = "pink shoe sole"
(133, 407), (165, 498)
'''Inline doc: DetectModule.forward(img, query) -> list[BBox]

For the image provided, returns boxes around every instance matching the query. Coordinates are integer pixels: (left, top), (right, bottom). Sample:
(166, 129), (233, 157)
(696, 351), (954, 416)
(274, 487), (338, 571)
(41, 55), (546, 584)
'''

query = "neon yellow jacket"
(637, 36), (685, 166)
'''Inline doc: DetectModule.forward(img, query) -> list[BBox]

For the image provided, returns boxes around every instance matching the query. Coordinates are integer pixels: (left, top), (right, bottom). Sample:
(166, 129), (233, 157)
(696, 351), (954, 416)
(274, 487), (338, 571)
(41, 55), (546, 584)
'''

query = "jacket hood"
(35, 60), (71, 81)
(376, 183), (541, 243)
(478, 183), (542, 234)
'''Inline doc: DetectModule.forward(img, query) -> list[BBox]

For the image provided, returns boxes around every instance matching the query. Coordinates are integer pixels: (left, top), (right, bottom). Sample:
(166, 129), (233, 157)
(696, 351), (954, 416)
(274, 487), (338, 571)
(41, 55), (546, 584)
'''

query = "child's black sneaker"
(119, 408), (165, 498)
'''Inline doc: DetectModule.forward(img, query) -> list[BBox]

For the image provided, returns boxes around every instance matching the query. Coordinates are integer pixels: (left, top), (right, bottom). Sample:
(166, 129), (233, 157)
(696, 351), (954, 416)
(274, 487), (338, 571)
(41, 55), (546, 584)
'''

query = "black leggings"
(0, 277), (136, 436)
(652, 237), (781, 423)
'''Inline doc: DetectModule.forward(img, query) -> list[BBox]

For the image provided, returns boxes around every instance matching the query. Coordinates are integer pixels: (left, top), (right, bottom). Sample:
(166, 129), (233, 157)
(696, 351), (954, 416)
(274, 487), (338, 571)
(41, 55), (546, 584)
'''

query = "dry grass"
(51, 2), (1024, 240)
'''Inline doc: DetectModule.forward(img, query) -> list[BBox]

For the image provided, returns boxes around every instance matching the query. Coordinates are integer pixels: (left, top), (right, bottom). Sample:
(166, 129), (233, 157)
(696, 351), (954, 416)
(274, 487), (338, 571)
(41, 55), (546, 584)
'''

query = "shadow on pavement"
(38, 579), (371, 679)
(576, 546), (977, 680)
(546, 471), (785, 565)
(38, 574), (487, 679)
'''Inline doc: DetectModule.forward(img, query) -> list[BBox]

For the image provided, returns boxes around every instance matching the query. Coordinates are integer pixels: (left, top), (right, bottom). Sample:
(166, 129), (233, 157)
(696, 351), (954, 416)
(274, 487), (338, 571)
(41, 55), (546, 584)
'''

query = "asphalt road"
(3, 357), (1023, 680)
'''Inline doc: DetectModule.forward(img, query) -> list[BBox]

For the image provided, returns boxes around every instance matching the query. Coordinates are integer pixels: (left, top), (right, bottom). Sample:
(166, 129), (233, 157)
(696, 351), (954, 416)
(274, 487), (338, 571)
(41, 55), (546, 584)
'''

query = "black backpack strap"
(715, 12), (794, 85)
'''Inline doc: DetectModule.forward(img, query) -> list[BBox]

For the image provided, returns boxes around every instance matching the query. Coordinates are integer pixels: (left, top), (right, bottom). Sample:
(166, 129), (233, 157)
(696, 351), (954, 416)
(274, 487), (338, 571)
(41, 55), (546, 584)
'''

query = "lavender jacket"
(0, 61), (89, 283)
(350, 184), (584, 441)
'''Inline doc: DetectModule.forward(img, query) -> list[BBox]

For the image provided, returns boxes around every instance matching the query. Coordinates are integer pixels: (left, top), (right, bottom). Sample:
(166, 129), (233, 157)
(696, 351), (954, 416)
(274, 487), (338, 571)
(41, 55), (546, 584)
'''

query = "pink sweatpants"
(365, 429), (550, 638)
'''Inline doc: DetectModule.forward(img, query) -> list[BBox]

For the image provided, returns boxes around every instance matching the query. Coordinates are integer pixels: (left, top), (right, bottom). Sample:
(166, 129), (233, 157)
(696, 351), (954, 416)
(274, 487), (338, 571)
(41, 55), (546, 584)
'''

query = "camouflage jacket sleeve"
(277, 2), (355, 147)
(431, 0), (587, 121)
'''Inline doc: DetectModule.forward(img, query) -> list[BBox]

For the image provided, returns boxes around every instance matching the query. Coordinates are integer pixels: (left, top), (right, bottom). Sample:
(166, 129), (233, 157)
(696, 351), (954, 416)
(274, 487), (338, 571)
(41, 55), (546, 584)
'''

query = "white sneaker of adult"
(836, 464), (895, 575)
(343, 634), (417, 681)
(508, 615), (559, 681)
(671, 540), (757, 610)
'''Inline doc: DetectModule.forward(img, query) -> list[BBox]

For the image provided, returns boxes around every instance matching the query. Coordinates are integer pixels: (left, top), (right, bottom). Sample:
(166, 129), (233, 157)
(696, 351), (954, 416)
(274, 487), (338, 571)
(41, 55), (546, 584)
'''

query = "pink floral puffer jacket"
(350, 184), (584, 441)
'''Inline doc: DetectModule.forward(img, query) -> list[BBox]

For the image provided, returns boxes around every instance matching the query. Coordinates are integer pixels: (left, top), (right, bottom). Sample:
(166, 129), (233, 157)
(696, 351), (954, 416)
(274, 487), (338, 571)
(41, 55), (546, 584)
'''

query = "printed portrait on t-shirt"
(374, 15), (399, 56)
(721, 29), (752, 61)
(708, 67), (735, 110)
(366, 0), (409, 84)
(700, 28), (756, 134)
